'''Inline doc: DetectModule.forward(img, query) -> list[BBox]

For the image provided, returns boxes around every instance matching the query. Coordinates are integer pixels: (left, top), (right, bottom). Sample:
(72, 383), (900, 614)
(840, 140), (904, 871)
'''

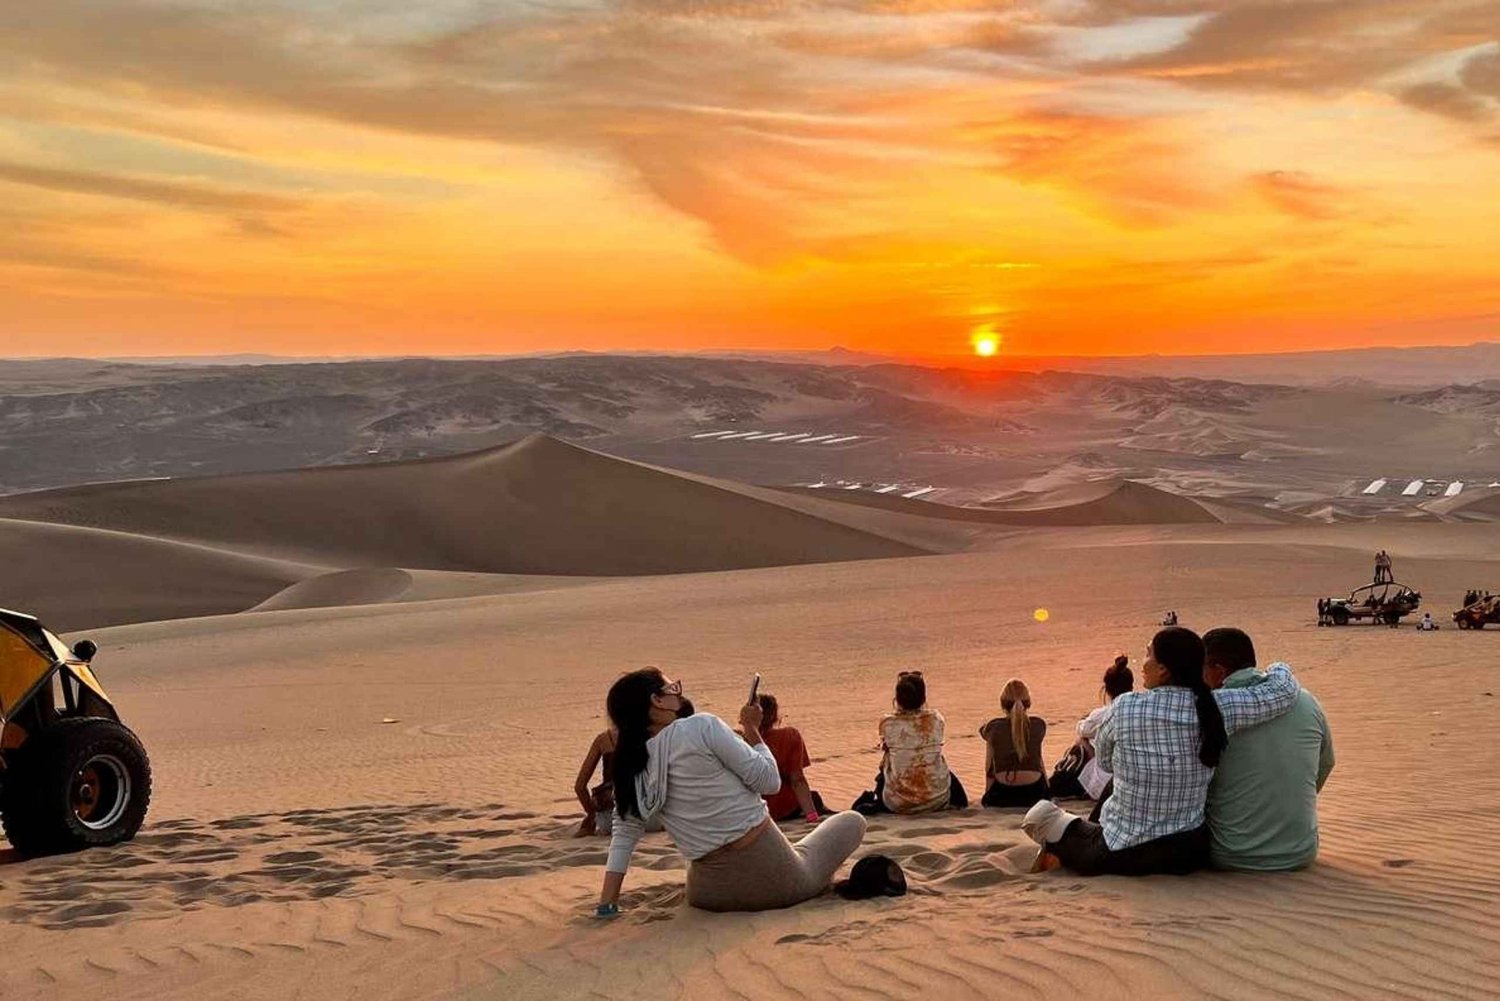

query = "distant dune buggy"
(1454, 593), (1500, 630)
(0, 608), (151, 855)
(1317, 581), (1422, 627)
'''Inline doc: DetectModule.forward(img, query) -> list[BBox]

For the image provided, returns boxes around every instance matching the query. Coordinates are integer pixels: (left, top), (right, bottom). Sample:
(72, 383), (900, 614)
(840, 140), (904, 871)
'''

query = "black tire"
(1331, 608), (1350, 626)
(1, 717), (151, 856)
(1457, 617), (1471, 630)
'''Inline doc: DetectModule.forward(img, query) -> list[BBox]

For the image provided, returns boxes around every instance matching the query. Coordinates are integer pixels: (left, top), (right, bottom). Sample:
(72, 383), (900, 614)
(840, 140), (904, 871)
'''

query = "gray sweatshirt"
(606, 713), (780, 874)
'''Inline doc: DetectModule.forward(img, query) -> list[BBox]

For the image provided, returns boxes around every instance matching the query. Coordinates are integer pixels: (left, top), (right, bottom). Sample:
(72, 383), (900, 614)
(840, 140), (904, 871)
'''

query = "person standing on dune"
(1375, 550), (1393, 583)
(1202, 628), (1334, 871)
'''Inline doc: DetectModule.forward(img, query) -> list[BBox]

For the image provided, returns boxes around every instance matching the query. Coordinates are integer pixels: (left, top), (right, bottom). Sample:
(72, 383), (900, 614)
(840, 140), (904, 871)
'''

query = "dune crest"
(0, 433), (930, 584)
(0, 516), (310, 631)
(251, 568), (415, 612)
(978, 479), (1224, 525)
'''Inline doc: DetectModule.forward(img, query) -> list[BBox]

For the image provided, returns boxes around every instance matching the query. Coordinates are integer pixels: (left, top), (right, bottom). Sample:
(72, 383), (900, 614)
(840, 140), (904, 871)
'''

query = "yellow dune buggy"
(0, 608), (151, 855)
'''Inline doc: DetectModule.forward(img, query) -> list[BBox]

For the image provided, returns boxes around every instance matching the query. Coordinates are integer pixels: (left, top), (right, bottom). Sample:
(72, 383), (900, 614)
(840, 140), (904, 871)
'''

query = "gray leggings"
(686, 811), (867, 912)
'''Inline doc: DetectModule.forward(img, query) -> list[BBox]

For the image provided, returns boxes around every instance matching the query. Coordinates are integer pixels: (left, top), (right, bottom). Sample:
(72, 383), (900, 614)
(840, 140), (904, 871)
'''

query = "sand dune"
(249, 567), (417, 611)
(1422, 485), (1500, 521)
(252, 568), (605, 612)
(6, 436), (1257, 630)
(0, 516), (310, 630)
(980, 479), (1225, 525)
(1119, 405), (1278, 458)
(780, 478), (1234, 528)
(0, 434), (933, 579)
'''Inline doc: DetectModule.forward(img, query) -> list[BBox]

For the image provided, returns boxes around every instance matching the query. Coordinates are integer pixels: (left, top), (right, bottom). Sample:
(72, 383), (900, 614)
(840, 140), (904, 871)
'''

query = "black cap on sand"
(834, 854), (907, 900)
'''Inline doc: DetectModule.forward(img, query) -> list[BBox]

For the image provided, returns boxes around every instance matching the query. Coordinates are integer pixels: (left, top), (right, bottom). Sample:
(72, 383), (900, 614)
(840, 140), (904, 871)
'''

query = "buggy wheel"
(0, 718), (151, 857)
(1457, 617), (1471, 630)
(1331, 608), (1350, 626)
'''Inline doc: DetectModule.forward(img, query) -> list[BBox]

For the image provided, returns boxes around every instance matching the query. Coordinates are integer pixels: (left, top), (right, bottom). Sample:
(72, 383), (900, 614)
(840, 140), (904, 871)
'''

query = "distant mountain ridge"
(0, 355), (1289, 494)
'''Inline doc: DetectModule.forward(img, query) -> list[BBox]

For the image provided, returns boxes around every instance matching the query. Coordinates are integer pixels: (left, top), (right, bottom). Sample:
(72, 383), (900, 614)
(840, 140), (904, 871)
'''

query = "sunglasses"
(657, 680), (683, 697)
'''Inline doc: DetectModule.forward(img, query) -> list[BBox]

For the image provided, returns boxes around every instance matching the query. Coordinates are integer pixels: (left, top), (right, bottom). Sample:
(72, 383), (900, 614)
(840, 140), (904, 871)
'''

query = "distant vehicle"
(1453, 593), (1500, 630)
(1317, 581), (1422, 626)
(0, 608), (152, 855)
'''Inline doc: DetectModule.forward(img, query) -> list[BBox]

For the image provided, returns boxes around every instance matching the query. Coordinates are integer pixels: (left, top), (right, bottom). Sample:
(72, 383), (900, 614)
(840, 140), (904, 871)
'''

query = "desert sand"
(0, 435), (1252, 629)
(0, 439), (1497, 1001)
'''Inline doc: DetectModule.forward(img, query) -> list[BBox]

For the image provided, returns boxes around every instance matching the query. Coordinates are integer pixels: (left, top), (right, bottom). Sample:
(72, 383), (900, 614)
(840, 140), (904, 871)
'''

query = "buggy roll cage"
(0, 607), (116, 728)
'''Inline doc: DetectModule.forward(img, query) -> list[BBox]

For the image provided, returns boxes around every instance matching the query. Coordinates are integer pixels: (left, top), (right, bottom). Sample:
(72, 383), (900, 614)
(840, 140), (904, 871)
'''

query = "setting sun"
(971, 325), (1002, 358)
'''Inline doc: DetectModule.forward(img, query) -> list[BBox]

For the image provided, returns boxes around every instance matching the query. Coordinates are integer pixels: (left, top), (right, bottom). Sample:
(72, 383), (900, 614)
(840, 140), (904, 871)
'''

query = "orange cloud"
(0, 0), (1498, 358)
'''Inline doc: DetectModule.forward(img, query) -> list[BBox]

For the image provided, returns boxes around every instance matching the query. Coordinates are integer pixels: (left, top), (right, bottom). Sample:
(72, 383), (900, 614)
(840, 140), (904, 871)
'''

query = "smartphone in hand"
(747, 672), (761, 705)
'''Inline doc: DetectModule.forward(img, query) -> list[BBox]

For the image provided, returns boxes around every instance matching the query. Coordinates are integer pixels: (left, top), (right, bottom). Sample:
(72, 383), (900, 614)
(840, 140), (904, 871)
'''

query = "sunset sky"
(3, 0), (1499, 358)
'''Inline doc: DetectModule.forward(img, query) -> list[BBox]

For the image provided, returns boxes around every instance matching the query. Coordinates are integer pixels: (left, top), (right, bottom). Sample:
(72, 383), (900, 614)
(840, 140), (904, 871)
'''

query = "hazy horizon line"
(6, 339), (1500, 367)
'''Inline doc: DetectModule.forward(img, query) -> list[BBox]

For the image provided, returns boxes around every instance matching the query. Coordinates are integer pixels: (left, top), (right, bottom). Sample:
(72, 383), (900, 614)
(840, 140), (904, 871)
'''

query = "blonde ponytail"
(1000, 678), (1032, 760)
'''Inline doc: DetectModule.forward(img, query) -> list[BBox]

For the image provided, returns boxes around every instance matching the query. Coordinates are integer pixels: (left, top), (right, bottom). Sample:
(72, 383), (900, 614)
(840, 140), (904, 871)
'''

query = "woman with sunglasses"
(597, 668), (867, 914)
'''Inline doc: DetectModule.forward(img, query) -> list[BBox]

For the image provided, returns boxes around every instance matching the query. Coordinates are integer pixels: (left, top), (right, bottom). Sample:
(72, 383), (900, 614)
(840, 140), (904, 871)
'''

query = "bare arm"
(790, 774), (817, 816)
(574, 735), (605, 814)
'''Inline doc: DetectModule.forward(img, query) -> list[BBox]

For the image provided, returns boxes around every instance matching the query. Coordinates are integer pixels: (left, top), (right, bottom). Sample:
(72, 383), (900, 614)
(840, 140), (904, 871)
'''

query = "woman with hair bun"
(1076, 654), (1135, 809)
(1022, 627), (1301, 876)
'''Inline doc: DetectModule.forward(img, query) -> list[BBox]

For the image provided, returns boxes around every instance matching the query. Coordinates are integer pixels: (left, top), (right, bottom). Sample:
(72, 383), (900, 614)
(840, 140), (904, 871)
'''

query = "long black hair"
(606, 667), (667, 820)
(1151, 626), (1227, 768)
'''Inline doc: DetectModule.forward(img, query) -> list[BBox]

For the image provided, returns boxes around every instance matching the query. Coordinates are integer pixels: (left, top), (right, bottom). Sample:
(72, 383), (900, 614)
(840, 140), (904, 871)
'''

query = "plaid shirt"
(1097, 664), (1299, 850)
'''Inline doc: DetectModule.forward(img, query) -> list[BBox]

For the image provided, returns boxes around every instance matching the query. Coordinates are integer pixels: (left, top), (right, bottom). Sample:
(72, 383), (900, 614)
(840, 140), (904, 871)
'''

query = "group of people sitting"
(583, 625), (1335, 915)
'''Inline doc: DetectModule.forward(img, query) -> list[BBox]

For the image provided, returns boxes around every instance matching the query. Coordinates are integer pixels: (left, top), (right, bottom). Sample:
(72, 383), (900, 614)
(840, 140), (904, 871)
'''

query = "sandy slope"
(0, 434), (934, 576)
(1, 436), (999, 628)
(2, 437), (1259, 630)
(1, 526), (1496, 1000)
(1424, 485), (1500, 521)
(251, 568), (606, 612)
(0, 516), (312, 630)
(980, 479), (1224, 525)
(782, 478), (1230, 527)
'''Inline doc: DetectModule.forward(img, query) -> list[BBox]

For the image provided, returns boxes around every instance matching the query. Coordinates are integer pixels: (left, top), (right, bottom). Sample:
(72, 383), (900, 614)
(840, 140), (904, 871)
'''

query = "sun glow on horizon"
(971, 325), (1002, 358)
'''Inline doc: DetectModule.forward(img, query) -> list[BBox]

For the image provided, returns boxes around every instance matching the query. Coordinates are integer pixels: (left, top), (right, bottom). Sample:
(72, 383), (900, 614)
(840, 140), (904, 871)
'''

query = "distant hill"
(0, 434), (940, 577)
(783, 478), (1232, 526)
(0, 516), (308, 631)
(0, 355), (1290, 494)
